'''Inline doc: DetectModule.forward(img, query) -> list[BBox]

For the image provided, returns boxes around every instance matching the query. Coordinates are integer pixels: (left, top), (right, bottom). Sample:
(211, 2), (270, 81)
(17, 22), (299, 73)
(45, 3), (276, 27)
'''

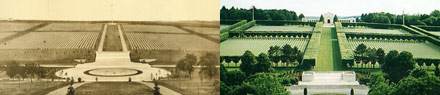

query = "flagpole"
(402, 10), (405, 25)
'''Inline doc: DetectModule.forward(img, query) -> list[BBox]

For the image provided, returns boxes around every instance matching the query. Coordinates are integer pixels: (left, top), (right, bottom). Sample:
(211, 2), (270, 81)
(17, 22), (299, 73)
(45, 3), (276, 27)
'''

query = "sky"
(0, 0), (219, 21)
(221, 0), (440, 16)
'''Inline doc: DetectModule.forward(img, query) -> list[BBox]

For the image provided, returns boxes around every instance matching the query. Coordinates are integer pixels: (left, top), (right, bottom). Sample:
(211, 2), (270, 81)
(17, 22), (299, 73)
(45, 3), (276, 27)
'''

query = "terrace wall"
(255, 20), (316, 26)
(130, 50), (219, 65)
(341, 22), (421, 34)
(220, 20), (247, 42)
(335, 22), (354, 68)
(302, 22), (323, 67)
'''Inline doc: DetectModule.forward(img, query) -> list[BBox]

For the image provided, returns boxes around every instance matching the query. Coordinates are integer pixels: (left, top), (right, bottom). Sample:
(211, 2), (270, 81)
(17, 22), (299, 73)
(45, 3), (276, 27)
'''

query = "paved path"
(315, 27), (343, 71)
(46, 82), (90, 95)
(137, 82), (182, 95)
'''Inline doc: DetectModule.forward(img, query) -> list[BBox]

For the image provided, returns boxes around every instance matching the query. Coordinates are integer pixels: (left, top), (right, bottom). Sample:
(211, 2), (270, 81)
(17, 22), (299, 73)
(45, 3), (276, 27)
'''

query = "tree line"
(220, 50), (293, 95)
(221, 44), (304, 68)
(353, 44), (440, 95)
(360, 10), (440, 26)
(175, 53), (219, 80)
(0, 62), (58, 83)
(220, 6), (304, 21)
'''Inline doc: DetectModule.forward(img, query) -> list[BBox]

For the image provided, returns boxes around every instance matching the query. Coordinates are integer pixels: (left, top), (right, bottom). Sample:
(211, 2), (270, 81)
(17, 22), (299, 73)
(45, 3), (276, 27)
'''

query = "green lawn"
(315, 27), (343, 71)
(0, 80), (69, 95)
(75, 82), (153, 95)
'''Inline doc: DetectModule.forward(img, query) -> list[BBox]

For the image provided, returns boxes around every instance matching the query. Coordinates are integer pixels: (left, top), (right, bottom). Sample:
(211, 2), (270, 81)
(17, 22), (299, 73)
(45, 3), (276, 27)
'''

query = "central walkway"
(315, 27), (343, 71)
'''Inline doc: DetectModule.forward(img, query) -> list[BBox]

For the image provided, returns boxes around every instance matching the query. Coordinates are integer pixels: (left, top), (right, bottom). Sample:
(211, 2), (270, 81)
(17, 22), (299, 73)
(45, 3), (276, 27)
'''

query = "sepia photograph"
(220, 0), (440, 95)
(0, 0), (220, 95)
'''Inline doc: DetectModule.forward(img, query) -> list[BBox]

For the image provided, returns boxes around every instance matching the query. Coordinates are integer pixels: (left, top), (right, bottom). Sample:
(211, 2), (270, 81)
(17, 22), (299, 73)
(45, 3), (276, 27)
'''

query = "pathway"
(46, 82), (90, 95)
(315, 27), (343, 71)
(137, 82), (182, 95)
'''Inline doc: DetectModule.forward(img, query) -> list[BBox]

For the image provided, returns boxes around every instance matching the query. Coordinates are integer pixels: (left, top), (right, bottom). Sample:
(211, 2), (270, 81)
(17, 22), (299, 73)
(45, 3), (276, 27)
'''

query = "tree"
(220, 64), (227, 81)
(390, 69), (440, 95)
(367, 48), (377, 68)
(282, 44), (294, 67)
(176, 54), (197, 80)
(240, 50), (257, 75)
(409, 68), (429, 78)
(298, 13), (305, 20)
(319, 15), (324, 22)
(198, 53), (219, 80)
(220, 81), (230, 95)
(333, 15), (339, 22)
(430, 10), (440, 17)
(292, 12), (298, 20)
(268, 45), (282, 67)
(224, 70), (246, 86)
(382, 51), (416, 83)
(6, 62), (19, 80)
(433, 60), (439, 76)
(24, 63), (39, 83)
(245, 73), (290, 95)
(356, 17), (361, 22)
(255, 53), (272, 73)
(376, 48), (386, 68)
(354, 44), (367, 68)
(367, 73), (392, 95)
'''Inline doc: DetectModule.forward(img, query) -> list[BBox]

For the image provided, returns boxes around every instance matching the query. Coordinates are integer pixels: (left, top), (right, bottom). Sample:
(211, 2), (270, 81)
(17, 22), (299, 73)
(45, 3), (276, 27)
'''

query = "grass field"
(220, 38), (309, 56)
(0, 32), (99, 49)
(183, 26), (219, 34)
(348, 40), (440, 59)
(0, 22), (41, 32)
(122, 24), (188, 34)
(37, 23), (103, 31)
(0, 80), (69, 95)
(343, 27), (408, 34)
(315, 27), (343, 71)
(126, 33), (218, 51)
(102, 25), (123, 51)
(75, 82), (153, 95)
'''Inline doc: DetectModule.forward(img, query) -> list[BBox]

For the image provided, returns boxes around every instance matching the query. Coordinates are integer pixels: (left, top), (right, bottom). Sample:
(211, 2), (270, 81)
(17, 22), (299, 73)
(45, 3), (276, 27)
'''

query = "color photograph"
(220, 0), (440, 95)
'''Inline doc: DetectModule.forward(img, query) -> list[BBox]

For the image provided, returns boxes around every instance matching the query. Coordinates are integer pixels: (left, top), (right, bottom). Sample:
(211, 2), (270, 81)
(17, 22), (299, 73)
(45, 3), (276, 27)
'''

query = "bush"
(279, 77), (299, 86)
(358, 76), (370, 85)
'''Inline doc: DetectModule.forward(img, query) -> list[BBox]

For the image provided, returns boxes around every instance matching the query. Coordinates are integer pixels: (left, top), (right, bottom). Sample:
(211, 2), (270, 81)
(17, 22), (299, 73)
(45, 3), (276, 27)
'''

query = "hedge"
(415, 25), (440, 31)
(220, 20), (247, 42)
(231, 20), (256, 31)
(255, 20), (316, 26)
(220, 20), (247, 33)
(410, 25), (440, 39)
(228, 31), (312, 38)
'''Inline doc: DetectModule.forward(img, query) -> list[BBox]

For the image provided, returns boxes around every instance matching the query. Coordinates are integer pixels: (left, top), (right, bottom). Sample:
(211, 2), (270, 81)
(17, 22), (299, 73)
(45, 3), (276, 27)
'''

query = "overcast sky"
(0, 0), (219, 21)
(221, 0), (440, 16)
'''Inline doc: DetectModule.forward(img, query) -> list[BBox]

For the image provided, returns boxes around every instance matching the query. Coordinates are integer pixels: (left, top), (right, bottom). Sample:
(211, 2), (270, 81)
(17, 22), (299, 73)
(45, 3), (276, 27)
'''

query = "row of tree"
(367, 68), (440, 95)
(360, 10), (440, 26)
(353, 43), (440, 82)
(352, 43), (385, 68)
(176, 53), (219, 80)
(221, 44), (304, 68)
(220, 6), (304, 21)
(220, 50), (291, 95)
(0, 62), (56, 83)
(267, 44), (304, 67)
